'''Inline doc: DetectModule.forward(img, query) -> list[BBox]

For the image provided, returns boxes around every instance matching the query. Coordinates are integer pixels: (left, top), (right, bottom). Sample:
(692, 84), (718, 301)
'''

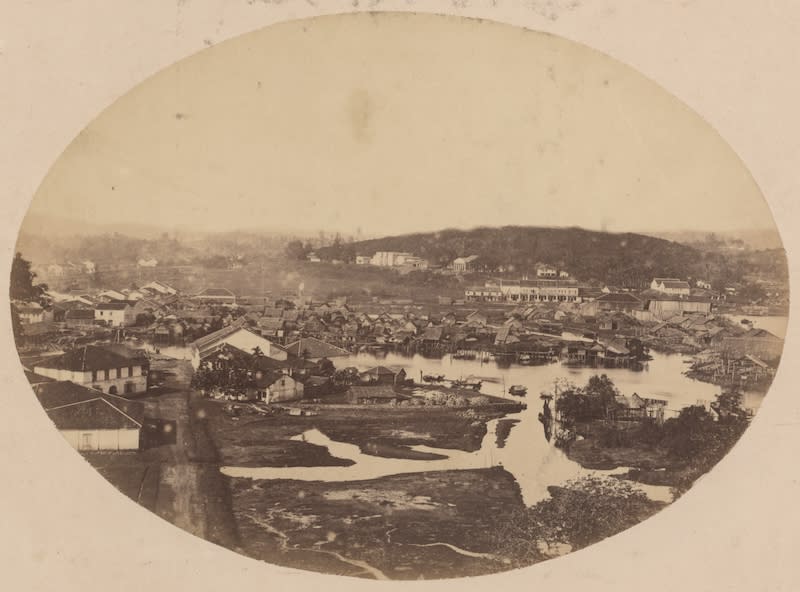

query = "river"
(221, 350), (748, 506)
(723, 314), (789, 339)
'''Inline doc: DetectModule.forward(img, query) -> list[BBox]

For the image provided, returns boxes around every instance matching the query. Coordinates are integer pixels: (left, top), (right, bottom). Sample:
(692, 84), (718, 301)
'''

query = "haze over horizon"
(21, 14), (781, 242)
(18, 210), (780, 244)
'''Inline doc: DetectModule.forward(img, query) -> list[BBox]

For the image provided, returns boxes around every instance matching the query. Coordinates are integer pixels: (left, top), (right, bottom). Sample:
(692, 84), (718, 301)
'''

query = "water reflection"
(220, 350), (764, 506)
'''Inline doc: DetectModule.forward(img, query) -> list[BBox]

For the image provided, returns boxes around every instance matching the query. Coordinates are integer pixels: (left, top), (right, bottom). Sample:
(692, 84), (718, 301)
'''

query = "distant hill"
(649, 228), (784, 251)
(317, 226), (702, 288)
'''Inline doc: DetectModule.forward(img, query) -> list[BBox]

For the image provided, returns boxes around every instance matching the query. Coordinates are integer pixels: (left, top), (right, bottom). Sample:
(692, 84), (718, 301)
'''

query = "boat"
(509, 385), (528, 397)
(451, 379), (482, 391)
(422, 374), (445, 383)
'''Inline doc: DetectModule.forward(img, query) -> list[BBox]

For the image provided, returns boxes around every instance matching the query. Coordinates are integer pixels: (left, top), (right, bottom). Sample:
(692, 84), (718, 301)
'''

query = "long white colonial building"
(466, 278), (581, 303)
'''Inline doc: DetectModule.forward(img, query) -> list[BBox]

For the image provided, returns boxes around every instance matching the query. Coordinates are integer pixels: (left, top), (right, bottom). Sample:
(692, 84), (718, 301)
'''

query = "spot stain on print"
(347, 89), (374, 144)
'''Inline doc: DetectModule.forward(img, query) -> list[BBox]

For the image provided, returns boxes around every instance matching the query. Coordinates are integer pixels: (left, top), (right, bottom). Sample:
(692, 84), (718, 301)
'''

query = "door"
(79, 432), (94, 451)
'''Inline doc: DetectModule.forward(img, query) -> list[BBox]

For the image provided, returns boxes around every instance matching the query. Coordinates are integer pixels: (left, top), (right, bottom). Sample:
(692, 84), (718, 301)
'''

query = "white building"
(696, 279), (712, 290)
(33, 381), (144, 451)
(14, 302), (45, 324)
(466, 279), (580, 303)
(141, 280), (178, 295)
(33, 345), (149, 395)
(370, 251), (413, 267)
(355, 255), (372, 265)
(98, 289), (127, 301)
(189, 324), (288, 369)
(95, 301), (135, 326)
(650, 278), (691, 296)
(452, 255), (480, 273)
(536, 265), (558, 278)
(137, 258), (158, 268)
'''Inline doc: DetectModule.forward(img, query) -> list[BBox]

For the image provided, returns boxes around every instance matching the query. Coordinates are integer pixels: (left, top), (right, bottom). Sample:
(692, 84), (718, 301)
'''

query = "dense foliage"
(491, 476), (662, 566)
(10, 252), (49, 303)
(317, 226), (700, 287)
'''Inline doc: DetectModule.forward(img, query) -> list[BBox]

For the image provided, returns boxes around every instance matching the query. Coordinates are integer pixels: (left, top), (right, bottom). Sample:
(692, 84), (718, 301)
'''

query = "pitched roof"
(33, 346), (140, 372)
(25, 370), (56, 385)
(189, 319), (249, 350)
(596, 292), (642, 304)
(102, 344), (149, 361)
(258, 317), (284, 330)
(65, 309), (96, 320)
(422, 326), (444, 341)
(743, 328), (782, 341)
(284, 337), (351, 359)
(196, 288), (236, 298)
(33, 381), (145, 429)
(360, 366), (401, 377)
(654, 279), (691, 289)
(96, 301), (132, 311)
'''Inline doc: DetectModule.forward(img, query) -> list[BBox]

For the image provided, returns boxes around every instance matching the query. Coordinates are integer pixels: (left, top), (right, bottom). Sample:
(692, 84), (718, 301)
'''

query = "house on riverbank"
(189, 323), (287, 368)
(359, 366), (407, 386)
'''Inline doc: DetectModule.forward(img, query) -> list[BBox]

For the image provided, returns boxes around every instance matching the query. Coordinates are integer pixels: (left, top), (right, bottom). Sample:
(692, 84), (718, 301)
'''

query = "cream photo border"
(0, 2), (797, 591)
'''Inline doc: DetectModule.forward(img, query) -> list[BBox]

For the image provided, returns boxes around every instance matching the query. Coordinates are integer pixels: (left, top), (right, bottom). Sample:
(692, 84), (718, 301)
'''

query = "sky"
(23, 12), (780, 239)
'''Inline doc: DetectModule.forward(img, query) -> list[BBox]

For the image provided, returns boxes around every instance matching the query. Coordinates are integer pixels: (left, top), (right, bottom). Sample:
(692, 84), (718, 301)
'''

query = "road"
(143, 358), (240, 549)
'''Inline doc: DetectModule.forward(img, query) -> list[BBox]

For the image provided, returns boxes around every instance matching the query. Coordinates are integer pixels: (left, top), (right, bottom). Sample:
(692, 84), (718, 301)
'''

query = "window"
(103, 369), (109, 380)
(129, 365), (134, 376)
(91, 370), (97, 382)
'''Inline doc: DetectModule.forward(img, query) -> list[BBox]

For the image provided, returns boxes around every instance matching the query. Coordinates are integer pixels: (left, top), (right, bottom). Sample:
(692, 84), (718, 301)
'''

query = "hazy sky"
(25, 12), (778, 237)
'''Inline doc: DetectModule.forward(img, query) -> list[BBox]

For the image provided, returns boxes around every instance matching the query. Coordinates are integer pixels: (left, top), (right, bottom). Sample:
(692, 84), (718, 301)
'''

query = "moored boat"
(509, 384), (528, 397)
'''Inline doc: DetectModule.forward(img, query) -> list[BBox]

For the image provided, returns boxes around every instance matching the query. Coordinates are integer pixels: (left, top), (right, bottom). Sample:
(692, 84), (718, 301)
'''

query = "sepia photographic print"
(4, 7), (796, 587)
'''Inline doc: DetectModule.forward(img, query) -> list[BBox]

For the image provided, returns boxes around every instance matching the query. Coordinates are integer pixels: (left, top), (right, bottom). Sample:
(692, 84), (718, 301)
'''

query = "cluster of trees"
(492, 379), (751, 567)
(190, 346), (269, 396)
(10, 252), (50, 344)
(553, 375), (750, 476)
(552, 375), (621, 424)
(10, 252), (50, 304)
(285, 240), (314, 261)
(491, 476), (661, 566)
(315, 226), (701, 286)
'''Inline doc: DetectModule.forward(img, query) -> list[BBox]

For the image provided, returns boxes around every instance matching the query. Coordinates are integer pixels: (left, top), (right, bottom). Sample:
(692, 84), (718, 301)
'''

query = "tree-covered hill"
(317, 226), (701, 288)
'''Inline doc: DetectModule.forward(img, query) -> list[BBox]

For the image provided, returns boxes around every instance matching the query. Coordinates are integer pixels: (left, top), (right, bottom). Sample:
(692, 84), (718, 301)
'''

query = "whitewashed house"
(95, 301), (135, 326)
(33, 381), (144, 451)
(650, 278), (691, 296)
(33, 345), (149, 395)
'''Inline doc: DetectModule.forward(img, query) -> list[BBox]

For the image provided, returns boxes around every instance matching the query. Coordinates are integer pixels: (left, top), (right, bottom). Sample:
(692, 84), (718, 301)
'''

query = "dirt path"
(146, 360), (238, 547)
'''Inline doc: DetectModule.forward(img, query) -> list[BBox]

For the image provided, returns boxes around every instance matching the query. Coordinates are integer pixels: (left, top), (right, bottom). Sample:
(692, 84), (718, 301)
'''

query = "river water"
(723, 314), (789, 339)
(220, 350), (752, 506)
